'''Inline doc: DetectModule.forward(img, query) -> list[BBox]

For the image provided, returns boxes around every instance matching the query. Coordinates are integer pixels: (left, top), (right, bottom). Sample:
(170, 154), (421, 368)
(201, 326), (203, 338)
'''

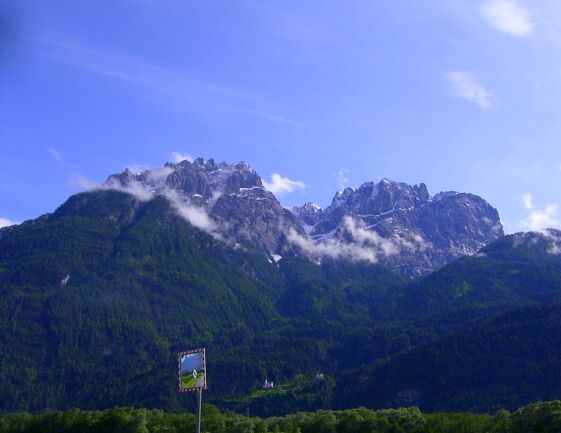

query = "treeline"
(2, 401), (561, 433)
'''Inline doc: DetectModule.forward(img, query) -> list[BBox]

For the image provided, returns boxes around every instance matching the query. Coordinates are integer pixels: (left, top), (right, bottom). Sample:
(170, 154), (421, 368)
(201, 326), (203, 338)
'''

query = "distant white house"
(316, 373), (324, 380)
(262, 379), (274, 389)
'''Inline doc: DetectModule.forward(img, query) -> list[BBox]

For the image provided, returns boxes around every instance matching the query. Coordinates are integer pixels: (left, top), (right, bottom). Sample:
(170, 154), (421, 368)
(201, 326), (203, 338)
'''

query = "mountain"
(217, 229), (561, 415)
(0, 190), (292, 411)
(6, 156), (551, 415)
(107, 158), (503, 277)
(332, 230), (561, 412)
(106, 157), (303, 255)
(295, 179), (503, 277)
(0, 188), (412, 412)
(399, 229), (561, 328)
(339, 303), (561, 413)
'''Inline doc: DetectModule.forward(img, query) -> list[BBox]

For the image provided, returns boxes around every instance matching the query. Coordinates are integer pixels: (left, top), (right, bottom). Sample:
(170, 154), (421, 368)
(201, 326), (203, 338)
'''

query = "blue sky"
(1, 0), (561, 233)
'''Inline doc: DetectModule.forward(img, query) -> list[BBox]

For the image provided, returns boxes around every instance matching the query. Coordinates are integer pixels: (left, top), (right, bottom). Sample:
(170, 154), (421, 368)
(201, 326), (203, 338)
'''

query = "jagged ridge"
(107, 158), (503, 277)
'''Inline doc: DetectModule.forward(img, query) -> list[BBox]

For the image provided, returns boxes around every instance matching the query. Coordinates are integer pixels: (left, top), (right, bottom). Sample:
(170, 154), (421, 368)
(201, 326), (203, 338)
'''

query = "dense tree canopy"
(3, 402), (561, 433)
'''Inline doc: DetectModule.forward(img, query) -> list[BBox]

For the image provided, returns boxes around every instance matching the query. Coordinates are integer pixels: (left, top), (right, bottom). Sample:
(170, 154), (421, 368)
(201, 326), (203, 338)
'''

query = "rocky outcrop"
(106, 159), (503, 277)
(106, 157), (302, 254)
(294, 179), (503, 277)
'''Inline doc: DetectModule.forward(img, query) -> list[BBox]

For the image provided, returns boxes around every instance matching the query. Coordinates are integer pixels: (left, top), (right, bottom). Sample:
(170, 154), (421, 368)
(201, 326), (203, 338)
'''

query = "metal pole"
(196, 387), (202, 433)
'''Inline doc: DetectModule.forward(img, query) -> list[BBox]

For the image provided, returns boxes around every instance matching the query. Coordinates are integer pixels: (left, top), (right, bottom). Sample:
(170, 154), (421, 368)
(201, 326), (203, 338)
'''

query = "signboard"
(178, 348), (207, 392)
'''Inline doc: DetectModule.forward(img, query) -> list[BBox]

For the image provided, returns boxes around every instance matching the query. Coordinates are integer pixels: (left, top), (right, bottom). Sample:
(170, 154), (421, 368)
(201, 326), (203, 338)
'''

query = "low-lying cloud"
(287, 216), (425, 264)
(171, 152), (194, 163)
(335, 169), (349, 191)
(520, 193), (561, 232)
(163, 188), (223, 239)
(77, 174), (224, 240)
(75, 175), (154, 202)
(0, 218), (18, 229)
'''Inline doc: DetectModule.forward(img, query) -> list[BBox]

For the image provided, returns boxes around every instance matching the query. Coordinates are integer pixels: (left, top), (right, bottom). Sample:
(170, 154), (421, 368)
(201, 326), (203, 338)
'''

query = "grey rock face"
(292, 202), (324, 226)
(106, 159), (503, 278)
(106, 157), (302, 254)
(298, 179), (503, 277)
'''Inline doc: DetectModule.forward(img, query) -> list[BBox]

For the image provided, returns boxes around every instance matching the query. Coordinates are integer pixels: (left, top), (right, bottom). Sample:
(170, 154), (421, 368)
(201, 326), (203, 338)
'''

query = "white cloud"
(520, 193), (561, 232)
(48, 147), (64, 163)
(145, 166), (175, 184)
(480, 1), (534, 37)
(335, 169), (349, 190)
(287, 216), (424, 264)
(104, 179), (155, 202)
(0, 218), (18, 229)
(163, 188), (222, 239)
(48, 147), (79, 171)
(446, 71), (496, 109)
(171, 152), (193, 163)
(522, 192), (533, 210)
(343, 217), (400, 256)
(75, 173), (224, 239)
(263, 173), (306, 195)
(287, 228), (379, 263)
(126, 163), (151, 174)
(75, 174), (154, 202)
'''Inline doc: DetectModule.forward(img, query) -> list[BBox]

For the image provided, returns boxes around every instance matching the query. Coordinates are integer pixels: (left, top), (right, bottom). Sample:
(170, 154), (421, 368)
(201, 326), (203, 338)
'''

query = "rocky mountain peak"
(106, 162), (503, 278)
(292, 202), (324, 226)
(294, 178), (504, 277)
(107, 157), (264, 199)
(105, 157), (301, 254)
(327, 178), (432, 217)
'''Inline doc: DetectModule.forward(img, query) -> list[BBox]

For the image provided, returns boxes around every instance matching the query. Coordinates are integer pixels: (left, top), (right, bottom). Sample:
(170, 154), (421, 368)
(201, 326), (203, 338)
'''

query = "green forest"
(3, 190), (561, 415)
(2, 401), (561, 433)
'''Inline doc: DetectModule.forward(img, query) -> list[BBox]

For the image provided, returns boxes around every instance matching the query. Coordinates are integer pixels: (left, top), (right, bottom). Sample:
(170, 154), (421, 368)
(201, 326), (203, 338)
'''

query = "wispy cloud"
(126, 163), (151, 174)
(171, 152), (194, 163)
(446, 71), (497, 109)
(480, 1), (534, 37)
(520, 193), (561, 232)
(75, 172), (225, 239)
(0, 218), (18, 229)
(48, 147), (80, 172)
(263, 173), (306, 195)
(40, 39), (297, 126)
(335, 169), (349, 190)
(287, 216), (425, 264)
(522, 193), (533, 210)
(48, 147), (64, 163)
(75, 175), (154, 202)
(242, 109), (300, 126)
(163, 188), (223, 239)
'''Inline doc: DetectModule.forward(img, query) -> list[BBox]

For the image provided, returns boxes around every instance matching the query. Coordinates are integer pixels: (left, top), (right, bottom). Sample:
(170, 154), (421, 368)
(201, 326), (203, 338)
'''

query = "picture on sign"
(178, 348), (207, 392)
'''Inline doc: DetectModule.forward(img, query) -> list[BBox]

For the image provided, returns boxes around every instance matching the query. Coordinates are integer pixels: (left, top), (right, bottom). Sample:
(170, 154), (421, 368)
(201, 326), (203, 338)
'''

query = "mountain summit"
(106, 157), (303, 254)
(105, 158), (503, 277)
(297, 178), (504, 276)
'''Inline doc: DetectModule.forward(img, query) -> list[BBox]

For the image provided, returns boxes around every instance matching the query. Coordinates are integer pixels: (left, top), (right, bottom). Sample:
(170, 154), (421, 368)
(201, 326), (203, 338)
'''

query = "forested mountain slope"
(340, 303), (561, 412)
(2, 184), (561, 415)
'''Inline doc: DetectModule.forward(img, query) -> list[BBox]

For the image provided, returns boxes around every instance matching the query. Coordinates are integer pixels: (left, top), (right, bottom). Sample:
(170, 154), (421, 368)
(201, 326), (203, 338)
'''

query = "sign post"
(178, 348), (207, 433)
(196, 387), (202, 433)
